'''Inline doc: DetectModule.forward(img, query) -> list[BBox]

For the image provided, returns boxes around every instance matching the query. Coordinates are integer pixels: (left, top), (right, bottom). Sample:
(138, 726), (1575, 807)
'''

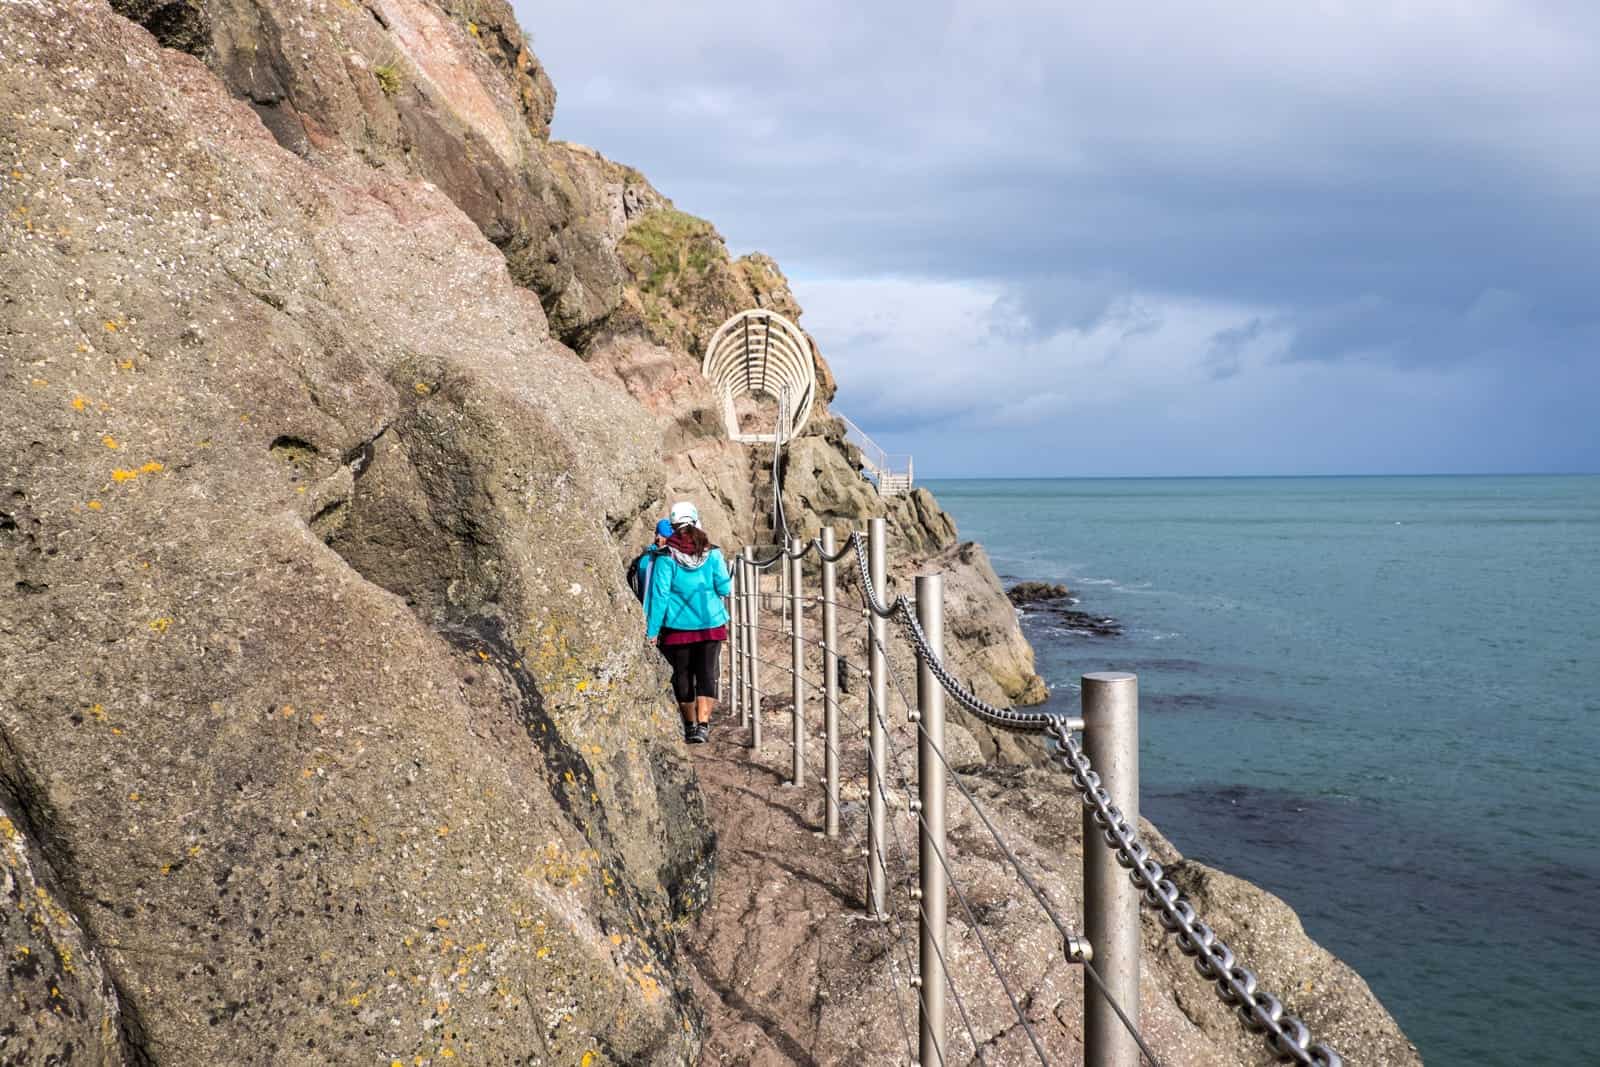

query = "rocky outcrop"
(1, 4), (705, 1062)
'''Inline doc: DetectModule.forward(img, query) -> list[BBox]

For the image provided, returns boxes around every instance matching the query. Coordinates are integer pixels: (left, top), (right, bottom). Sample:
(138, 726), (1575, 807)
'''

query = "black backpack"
(626, 548), (662, 603)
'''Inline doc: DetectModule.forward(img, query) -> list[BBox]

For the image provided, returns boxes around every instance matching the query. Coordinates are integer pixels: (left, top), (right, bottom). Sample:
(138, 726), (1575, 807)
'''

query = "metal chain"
(1044, 718), (1343, 1067)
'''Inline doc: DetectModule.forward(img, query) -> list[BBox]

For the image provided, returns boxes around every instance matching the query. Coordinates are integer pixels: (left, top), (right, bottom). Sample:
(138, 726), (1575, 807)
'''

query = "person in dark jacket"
(645, 501), (732, 744)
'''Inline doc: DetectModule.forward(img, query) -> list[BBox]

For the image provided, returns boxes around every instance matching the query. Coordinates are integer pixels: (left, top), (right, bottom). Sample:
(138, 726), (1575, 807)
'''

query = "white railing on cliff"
(836, 411), (914, 496)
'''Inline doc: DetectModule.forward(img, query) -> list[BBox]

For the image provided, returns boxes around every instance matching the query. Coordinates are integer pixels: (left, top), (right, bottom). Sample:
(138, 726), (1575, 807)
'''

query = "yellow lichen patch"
(436, 825), (450, 837)
(86, 500), (102, 511)
(575, 679), (589, 693)
(103, 320), (119, 332)
(159, 864), (171, 876)
(467, 20), (479, 36)
(128, 792), (140, 802)
(588, 744), (603, 755)
(147, 617), (171, 634)
(433, 917), (450, 929)
(71, 395), (86, 411)
(535, 945), (551, 959)
(117, 359), (135, 371)
(608, 934), (622, 946)
(111, 469), (137, 482)
(280, 705), (296, 717)
(0, 817), (17, 844)
(630, 966), (663, 1004)
(414, 382), (431, 396)
(88, 704), (106, 721)
(139, 461), (163, 474)
(187, 845), (201, 857)
(477, 650), (488, 661)
(102, 435), (119, 449)
(581, 1053), (595, 1067)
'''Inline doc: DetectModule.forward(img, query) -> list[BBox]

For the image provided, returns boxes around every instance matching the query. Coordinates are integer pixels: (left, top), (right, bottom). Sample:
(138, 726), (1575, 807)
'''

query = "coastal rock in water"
(1009, 580), (1124, 636)
(1008, 579), (1072, 604)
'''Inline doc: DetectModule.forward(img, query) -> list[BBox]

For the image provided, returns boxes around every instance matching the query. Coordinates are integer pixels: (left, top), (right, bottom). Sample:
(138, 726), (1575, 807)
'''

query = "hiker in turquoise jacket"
(646, 501), (732, 744)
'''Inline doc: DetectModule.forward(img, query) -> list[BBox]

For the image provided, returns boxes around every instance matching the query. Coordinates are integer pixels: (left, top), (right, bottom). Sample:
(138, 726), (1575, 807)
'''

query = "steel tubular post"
(820, 527), (840, 837)
(740, 556), (753, 729)
(915, 572), (947, 1067)
(732, 559), (742, 726)
(1083, 672), (1141, 1067)
(866, 518), (888, 918)
(744, 547), (762, 752)
(789, 536), (805, 787)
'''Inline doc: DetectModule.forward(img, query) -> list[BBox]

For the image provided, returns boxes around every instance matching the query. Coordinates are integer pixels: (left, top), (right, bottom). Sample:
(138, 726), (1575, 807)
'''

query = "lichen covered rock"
(0, 3), (706, 1061)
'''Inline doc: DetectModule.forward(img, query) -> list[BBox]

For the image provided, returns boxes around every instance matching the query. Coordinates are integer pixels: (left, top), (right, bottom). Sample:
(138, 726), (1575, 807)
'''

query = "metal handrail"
(722, 499), (1343, 1065)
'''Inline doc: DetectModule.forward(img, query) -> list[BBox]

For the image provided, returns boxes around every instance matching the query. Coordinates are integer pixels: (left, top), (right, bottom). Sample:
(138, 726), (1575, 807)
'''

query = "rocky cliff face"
(1, 1), (1410, 1063)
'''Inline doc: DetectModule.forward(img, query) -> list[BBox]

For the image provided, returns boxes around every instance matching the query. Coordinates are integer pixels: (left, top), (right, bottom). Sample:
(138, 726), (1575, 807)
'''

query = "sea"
(923, 475), (1599, 1067)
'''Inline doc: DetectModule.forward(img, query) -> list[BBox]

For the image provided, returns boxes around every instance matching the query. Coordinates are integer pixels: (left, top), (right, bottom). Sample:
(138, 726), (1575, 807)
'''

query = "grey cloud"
(522, 0), (1600, 472)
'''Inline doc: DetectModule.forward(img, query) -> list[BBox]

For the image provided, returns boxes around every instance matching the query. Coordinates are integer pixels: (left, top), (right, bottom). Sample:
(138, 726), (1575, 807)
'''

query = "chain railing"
(719, 508), (1345, 1066)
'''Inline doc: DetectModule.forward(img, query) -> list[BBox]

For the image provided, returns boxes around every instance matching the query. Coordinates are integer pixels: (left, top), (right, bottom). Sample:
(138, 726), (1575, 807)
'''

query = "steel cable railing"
(731, 583), (922, 1063)
(752, 557), (1056, 1063)
(866, 626), (1160, 1067)
(867, 644), (1053, 1065)
(864, 682), (983, 1065)
(732, 447), (1342, 1064)
(747, 525), (1119, 1061)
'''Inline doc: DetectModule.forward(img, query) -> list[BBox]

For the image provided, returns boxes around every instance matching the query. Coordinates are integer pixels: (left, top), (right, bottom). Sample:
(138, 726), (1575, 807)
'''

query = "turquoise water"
(924, 475), (1599, 1066)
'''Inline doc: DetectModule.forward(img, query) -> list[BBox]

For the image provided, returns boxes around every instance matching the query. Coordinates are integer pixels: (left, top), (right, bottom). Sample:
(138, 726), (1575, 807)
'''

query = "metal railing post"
(1083, 672), (1140, 1067)
(866, 518), (888, 918)
(789, 536), (805, 787)
(728, 563), (741, 727)
(744, 547), (761, 752)
(820, 527), (840, 837)
(915, 572), (947, 1067)
(739, 555), (753, 729)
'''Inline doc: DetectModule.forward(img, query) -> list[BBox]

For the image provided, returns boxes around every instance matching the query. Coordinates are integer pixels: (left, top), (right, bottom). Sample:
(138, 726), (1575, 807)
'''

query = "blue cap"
(655, 518), (675, 538)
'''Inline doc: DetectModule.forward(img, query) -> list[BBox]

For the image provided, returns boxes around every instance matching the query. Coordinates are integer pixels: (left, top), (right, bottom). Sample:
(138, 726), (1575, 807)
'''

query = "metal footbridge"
(702, 309), (913, 495)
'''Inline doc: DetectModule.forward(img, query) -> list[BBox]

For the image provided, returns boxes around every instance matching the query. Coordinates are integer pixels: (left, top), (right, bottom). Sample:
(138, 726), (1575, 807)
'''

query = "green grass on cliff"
(619, 209), (722, 294)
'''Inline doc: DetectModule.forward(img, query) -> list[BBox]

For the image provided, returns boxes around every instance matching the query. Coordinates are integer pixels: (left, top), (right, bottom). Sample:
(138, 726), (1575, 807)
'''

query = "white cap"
(668, 500), (700, 528)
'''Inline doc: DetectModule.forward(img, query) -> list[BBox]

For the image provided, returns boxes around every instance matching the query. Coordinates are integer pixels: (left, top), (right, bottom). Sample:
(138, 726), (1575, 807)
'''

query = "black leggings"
(663, 640), (722, 703)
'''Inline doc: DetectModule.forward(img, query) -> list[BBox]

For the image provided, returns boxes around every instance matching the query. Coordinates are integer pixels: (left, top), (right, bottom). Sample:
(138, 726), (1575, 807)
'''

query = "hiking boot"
(696, 721), (711, 743)
(683, 721), (698, 744)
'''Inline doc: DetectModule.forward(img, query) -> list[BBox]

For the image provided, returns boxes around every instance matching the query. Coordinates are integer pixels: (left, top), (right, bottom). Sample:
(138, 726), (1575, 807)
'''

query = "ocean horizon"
(925, 472), (1599, 1066)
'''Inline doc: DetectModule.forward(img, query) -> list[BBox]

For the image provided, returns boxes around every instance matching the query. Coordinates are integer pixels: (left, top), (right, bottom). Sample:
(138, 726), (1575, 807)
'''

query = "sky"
(517, 1), (1599, 477)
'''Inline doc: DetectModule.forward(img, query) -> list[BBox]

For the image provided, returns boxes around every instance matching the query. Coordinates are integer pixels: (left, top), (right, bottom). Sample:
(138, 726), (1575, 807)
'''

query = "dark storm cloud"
(520, 1), (1599, 473)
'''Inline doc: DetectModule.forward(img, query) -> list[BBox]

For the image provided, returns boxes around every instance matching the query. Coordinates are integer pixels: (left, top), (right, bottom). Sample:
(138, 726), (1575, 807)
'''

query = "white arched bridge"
(701, 308), (913, 495)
